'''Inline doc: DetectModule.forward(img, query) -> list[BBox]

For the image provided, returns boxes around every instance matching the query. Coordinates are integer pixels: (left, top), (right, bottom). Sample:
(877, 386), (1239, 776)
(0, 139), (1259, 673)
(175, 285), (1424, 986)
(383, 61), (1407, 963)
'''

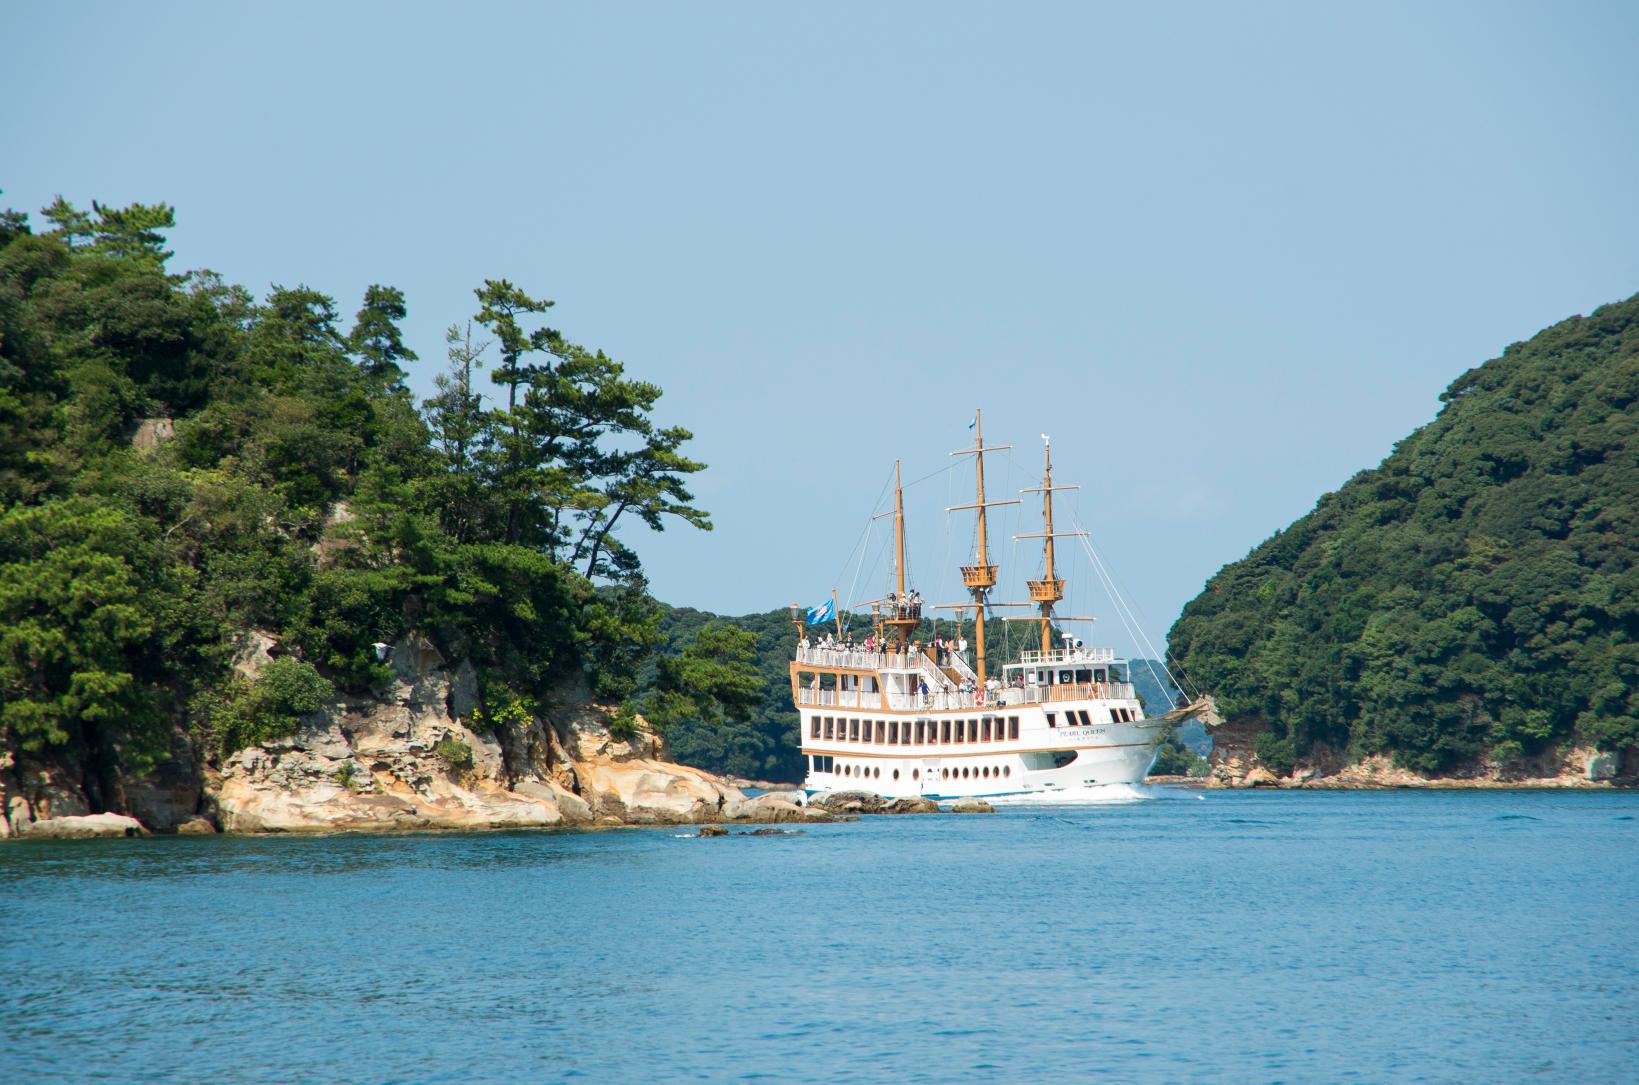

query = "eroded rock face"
(1, 757), (92, 838)
(950, 798), (995, 813)
(204, 633), (788, 834)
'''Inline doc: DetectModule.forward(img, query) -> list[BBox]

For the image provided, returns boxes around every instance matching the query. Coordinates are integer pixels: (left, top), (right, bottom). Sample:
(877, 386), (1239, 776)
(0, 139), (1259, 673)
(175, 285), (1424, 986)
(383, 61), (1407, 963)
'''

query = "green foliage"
(1151, 732), (1209, 777)
(1254, 732), (1297, 777)
(433, 734), (473, 769)
(0, 193), (714, 809)
(644, 621), (763, 732)
(1170, 294), (1639, 773)
(608, 704), (640, 740)
(646, 608), (808, 782)
(201, 657), (335, 758)
(335, 759), (358, 789)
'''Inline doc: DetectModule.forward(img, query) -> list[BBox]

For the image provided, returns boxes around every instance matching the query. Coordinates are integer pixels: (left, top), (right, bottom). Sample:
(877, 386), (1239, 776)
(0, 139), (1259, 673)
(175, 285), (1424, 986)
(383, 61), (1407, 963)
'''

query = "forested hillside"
(0, 196), (733, 811)
(1169, 294), (1639, 774)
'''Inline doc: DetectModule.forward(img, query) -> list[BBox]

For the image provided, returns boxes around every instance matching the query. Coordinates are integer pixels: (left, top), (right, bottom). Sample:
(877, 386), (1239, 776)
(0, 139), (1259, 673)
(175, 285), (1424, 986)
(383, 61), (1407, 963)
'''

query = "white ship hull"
(799, 701), (1164, 800)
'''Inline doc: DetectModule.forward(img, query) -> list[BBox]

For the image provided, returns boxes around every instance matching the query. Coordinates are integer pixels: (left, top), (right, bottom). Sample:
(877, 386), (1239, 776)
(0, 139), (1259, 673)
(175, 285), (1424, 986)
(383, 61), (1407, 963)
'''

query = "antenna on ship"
(1017, 434), (1089, 654)
(943, 409), (1019, 684)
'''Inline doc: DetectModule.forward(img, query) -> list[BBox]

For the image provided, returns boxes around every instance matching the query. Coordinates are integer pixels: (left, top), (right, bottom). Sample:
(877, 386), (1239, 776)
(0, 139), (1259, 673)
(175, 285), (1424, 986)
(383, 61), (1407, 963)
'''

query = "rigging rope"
(1070, 512), (1199, 702)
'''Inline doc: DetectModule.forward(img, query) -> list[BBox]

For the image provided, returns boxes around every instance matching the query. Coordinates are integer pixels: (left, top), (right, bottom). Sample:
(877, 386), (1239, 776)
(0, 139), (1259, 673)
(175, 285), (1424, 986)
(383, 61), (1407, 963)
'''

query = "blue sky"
(6, 2), (1637, 657)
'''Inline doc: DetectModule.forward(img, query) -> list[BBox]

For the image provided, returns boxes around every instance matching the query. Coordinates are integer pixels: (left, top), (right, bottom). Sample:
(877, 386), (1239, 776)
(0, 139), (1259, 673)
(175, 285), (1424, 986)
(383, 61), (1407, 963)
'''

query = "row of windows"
(809, 715), (1021, 745)
(1046, 706), (1135, 727)
(806, 757), (1013, 784)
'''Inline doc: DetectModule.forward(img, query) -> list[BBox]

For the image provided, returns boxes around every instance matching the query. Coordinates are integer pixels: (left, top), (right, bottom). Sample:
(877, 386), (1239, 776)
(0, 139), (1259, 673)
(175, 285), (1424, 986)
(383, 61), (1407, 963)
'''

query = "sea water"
(1, 787), (1634, 1084)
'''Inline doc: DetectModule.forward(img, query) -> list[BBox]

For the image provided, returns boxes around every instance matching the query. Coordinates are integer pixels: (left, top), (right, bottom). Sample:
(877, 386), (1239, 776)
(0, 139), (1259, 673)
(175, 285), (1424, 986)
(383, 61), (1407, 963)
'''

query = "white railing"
(1018, 647), (1118, 665)
(795, 688), (880, 708)
(794, 646), (909, 671)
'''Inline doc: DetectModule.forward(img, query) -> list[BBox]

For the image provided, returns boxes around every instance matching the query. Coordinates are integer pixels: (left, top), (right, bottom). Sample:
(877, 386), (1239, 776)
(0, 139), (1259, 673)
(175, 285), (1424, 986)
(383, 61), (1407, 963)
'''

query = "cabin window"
(875, 719), (886, 743)
(982, 718), (992, 742)
(1059, 671), (1073, 684)
(1004, 766), (1011, 777)
(941, 720), (952, 743)
(824, 718), (834, 739)
(941, 767), (949, 779)
(1046, 712), (1057, 728)
(1075, 670), (1091, 685)
(968, 719), (979, 742)
(873, 766), (881, 779)
(1076, 710), (1092, 727)
(954, 721), (964, 744)
(888, 721), (899, 745)
(1052, 750), (1076, 768)
(810, 718), (820, 739)
(892, 769), (900, 780)
(1008, 717), (1020, 740)
(912, 769), (920, 780)
(1094, 669), (1106, 683)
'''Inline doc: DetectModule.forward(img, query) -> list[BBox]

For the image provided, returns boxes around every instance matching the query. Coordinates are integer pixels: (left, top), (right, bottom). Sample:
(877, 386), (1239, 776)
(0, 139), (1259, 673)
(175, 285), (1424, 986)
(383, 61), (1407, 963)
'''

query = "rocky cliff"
(1, 634), (823, 839)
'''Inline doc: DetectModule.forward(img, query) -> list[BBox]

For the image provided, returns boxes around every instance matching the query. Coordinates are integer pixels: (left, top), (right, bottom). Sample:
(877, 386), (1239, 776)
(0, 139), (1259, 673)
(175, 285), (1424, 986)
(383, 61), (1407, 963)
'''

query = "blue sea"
(2, 787), (1635, 1084)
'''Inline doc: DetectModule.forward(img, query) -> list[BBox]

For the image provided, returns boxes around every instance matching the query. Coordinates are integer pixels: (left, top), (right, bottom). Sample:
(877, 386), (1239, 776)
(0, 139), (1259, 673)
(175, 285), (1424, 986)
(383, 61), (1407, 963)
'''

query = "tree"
(421, 322), (492, 543)
(645, 622), (763, 731)
(348, 284), (417, 386)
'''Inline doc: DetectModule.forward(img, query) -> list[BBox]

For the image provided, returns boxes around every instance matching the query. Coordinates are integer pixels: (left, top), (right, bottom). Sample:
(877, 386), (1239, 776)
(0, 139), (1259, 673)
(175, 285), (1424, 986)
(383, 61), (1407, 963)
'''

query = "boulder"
(1242, 766), (1280, 788)
(175, 816), (218, 835)
(20, 813), (146, 839)
(950, 798), (994, 814)
(809, 790), (887, 815)
(575, 756), (743, 824)
(697, 825), (728, 837)
(884, 796), (940, 814)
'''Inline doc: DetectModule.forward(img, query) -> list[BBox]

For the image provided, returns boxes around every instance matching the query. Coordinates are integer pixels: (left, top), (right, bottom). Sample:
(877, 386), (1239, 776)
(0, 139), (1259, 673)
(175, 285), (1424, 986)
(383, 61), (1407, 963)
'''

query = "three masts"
(792, 412), (1163, 799)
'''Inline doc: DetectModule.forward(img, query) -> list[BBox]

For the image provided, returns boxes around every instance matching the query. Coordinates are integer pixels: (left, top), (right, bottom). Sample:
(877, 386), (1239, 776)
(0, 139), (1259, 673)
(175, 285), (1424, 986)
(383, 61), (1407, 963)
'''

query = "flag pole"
(831, 588), (843, 638)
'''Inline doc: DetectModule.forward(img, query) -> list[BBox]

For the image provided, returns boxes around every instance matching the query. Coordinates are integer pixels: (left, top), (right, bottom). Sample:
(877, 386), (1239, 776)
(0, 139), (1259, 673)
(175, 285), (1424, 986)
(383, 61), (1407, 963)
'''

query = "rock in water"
(809, 790), (887, 814)
(697, 824), (728, 837)
(884, 796), (940, 814)
(950, 798), (994, 814)
(20, 813), (146, 839)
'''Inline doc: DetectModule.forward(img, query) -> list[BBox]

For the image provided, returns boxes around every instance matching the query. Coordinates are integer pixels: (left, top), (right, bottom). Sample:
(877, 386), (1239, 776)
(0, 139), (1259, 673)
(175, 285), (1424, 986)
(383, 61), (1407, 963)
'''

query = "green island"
(1170, 293), (1638, 787)
(0, 196), (1632, 838)
(0, 196), (795, 837)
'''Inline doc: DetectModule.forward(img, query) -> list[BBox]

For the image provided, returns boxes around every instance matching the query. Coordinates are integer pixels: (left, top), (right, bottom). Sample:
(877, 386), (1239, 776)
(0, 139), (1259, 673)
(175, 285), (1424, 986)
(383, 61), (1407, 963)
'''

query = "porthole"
(1004, 766), (1011, 777)
(892, 769), (900, 780)
(941, 768), (949, 779)
(982, 766), (990, 778)
(874, 767), (881, 779)
(912, 769), (920, 780)
(961, 767), (969, 779)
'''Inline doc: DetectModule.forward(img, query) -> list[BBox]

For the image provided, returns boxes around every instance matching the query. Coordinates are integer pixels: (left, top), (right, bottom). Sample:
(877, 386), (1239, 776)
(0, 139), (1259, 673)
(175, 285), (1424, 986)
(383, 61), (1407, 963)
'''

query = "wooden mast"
(1039, 438), (1058, 654)
(1021, 436), (1083, 654)
(883, 459), (920, 649)
(946, 410), (1017, 683)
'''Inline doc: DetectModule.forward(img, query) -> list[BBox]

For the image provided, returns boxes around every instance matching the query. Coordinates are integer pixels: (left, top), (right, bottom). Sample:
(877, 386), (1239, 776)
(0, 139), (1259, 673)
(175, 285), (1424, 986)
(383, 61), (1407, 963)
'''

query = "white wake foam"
(985, 782), (1155, 806)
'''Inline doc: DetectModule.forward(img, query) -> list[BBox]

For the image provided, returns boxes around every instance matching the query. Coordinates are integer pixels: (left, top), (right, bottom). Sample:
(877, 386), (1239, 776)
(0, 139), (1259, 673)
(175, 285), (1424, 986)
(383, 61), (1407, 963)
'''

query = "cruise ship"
(794, 413), (1165, 799)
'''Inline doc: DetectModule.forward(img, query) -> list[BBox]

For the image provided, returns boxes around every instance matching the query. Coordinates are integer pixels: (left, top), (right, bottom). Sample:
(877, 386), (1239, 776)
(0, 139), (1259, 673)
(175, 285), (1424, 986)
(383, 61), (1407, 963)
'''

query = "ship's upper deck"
(791, 642), (1136, 711)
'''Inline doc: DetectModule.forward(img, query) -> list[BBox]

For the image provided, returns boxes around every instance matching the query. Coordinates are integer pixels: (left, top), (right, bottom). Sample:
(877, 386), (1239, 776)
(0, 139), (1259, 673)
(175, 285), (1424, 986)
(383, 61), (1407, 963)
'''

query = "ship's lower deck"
(799, 702), (1164, 799)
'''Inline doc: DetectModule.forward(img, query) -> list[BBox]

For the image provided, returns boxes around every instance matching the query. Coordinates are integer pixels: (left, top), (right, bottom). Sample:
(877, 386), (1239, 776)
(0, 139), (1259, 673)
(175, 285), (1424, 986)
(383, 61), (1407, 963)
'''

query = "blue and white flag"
(967, 415), (977, 429)
(806, 599), (835, 625)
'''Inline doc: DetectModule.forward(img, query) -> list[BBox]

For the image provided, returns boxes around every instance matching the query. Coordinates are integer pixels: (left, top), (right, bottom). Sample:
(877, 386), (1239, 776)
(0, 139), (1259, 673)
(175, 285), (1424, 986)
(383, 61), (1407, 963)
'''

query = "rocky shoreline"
(1, 634), (829, 842)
